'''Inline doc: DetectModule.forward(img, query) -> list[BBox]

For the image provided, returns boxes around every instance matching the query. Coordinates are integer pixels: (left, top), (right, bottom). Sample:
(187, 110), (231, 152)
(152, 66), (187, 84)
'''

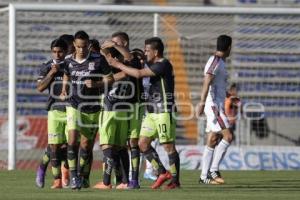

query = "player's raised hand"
(105, 54), (121, 68)
(50, 63), (59, 74)
(195, 102), (205, 118)
(101, 40), (116, 49)
(59, 90), (67, 101)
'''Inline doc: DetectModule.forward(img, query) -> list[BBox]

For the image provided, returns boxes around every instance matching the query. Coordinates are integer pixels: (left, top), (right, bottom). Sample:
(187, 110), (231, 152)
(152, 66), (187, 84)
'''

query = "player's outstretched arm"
(84, 74), (114, 89)
(37, 64), (59, 92)
(196, 74), (214, 117)
(113, 71), (127, 81)
(106, 56), (154, 79)
(117, 62), (154, 79)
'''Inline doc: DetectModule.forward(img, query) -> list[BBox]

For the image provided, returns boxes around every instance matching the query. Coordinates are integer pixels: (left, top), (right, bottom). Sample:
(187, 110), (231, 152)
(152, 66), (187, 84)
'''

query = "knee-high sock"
(143, 147), (166, 175)
(67, 145), (78, 178)
(79, 148), (89, 177)
(168, 151), (180, 183)
(130, 146), (140, 181)
(200, 146), (214, 180)
(60, 145), (68, 169)
(102, 148), (116, 186)
(114, 153), (123, 184)
(83, 150), (93, 179)
(119, 148), (130, 184)
(210, 139), (230, 172)
(39, 145), (51, 171)
(50, 148), (62, 179)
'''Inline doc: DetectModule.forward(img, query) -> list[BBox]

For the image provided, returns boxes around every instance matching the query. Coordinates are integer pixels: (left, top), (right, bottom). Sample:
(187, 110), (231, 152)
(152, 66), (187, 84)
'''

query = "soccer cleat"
(128, 180), (140, 189)
(199, 177), (220, 185)
(163, 181), (181, 190)
(143, 172), (157, 181)
(115, 183), (129, 190)
(51, 179), (62, 189)
(151, 171), (172, 189)
(209, 171), (225, 184)
(61, 165), (69, 188)
(81, 178), (90, 188)
(93, 182), (112, 190)
(35, 166), (46, 188)
(70, 176), (81, 190)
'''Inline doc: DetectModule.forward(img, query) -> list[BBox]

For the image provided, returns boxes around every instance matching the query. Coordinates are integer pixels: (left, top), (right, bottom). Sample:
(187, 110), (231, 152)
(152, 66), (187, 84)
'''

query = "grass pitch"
(0, 170), (299, 200)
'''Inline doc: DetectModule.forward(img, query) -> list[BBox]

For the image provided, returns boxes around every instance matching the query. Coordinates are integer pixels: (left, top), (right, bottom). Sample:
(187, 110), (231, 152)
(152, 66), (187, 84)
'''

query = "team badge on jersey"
(88, 62), (95, 71)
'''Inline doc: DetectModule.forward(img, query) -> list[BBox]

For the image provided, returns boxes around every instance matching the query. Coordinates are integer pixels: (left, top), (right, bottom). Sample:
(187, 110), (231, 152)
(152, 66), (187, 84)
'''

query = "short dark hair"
(111, 31), (129, 43)
(50, 38), (68, 51)
(74, 30), (89, 41)
(90, 39), (100, 53)
(102, 47), (122, 59)
(131, 48), (145, 60)
(229, 83), (237, 90)
(59, 34), (74, 45)
(217, 35), (232, 52)
(145, 37), (164, 56)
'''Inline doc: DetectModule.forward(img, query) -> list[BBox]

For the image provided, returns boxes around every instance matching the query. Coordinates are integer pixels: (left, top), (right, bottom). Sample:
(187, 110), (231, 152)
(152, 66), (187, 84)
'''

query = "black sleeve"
(99, 55), (112, 76)
(64, 60), (71, 76)
(149, 62), (165, 76)
(37, 63), (50, 81)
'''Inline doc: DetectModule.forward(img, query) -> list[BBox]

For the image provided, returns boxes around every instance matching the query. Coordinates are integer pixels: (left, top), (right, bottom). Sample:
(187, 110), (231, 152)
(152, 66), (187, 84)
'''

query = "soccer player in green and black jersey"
(36, 38), (68, 189)
(106, 37), (180, 190)
(61, 30), (113, 189)
(101, 32), (144, 189)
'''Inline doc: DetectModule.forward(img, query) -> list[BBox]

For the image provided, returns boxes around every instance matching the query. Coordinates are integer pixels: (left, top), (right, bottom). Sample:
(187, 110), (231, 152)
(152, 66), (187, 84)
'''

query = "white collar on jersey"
(52, 59), (64, 64)
(72, 52), (90, 64)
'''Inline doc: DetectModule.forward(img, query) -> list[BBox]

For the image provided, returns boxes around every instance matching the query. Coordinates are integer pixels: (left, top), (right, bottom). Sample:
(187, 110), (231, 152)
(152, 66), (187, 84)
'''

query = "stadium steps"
(160, 14), (198, 142)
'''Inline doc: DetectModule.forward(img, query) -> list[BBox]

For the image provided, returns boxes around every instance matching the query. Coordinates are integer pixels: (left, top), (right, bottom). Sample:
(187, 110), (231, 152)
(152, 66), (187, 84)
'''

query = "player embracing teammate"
(35, 27), (185, 190)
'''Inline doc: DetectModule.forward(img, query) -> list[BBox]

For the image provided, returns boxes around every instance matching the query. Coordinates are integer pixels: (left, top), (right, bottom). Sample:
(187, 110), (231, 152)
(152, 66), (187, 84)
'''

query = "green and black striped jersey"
(147, 58), (175, 113)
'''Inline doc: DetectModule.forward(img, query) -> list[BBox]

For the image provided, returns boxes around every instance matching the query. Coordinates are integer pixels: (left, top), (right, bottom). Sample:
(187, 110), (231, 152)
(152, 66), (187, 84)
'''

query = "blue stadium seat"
(243, 98), (300, 107)
(236, 27), (300, 35)
(235, 69), (300, 78)
(29, 24), (52, 32)
(17, 108), (47, 115)
(17, 95), (48, 103)
(23, 53), (47, 61)
(17, 66), (39, 75)
(16, 82), (36, 89)
(240, 83), (300, 92)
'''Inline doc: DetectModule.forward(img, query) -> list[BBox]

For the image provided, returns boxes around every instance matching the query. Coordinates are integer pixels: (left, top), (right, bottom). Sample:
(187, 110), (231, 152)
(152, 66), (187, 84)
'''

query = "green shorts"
(128, 103), (144, 139)
(48, 110), (67, 144)
(99, 111), (128, 146)
(66, 106), (99, 141)
(140, 112), (176, 144)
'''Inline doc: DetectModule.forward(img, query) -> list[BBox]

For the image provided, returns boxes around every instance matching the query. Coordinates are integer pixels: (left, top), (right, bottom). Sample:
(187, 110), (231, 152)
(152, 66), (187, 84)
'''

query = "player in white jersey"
(196, 35), (233, 185)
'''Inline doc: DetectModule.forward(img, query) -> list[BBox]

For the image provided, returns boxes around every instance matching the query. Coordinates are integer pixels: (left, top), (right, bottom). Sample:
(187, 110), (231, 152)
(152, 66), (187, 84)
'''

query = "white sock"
(145, 159), (154, 174)
(200, 146), (214, 180)
(210, 139), (230, 172)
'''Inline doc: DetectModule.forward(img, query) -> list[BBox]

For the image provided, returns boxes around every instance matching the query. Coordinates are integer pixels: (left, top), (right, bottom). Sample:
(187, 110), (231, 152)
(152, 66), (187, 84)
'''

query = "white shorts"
(204, 102), (230, 133)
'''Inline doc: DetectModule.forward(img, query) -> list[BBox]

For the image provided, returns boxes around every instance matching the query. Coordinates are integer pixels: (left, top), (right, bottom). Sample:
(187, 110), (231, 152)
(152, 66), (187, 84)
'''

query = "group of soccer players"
(34, 29), (233, 190)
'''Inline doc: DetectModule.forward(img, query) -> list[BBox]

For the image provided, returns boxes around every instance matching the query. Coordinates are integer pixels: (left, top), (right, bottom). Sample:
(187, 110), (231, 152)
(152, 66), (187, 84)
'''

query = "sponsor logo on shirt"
(88, 62), (95, 71)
